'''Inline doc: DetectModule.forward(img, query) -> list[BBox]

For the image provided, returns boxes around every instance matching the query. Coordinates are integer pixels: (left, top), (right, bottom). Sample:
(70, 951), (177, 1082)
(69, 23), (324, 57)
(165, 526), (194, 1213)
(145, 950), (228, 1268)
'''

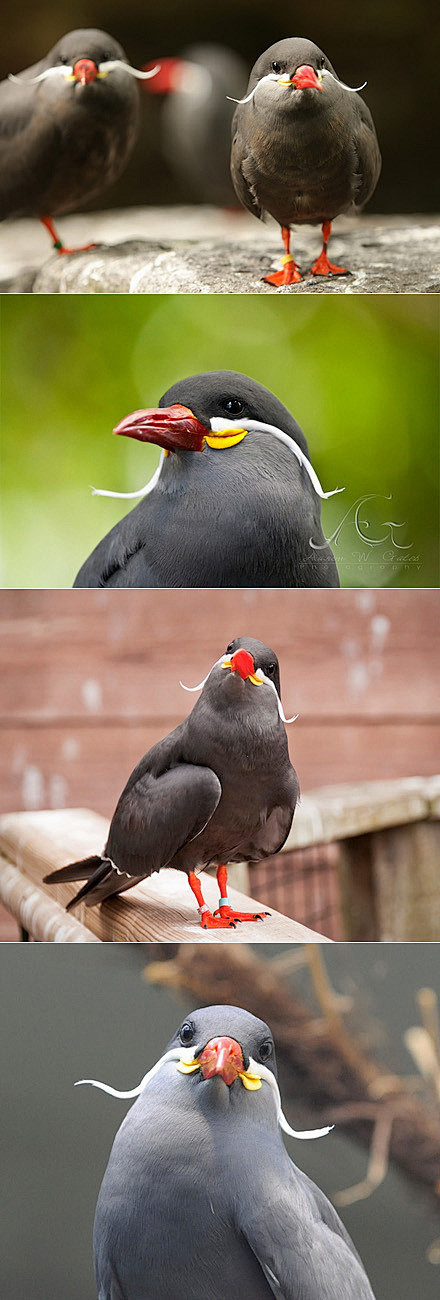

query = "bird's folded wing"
(352, 97), (382, 207)
(238, 1177), (376, 1300)
(106, 763), (222, 877)
(73, 512), (160, 588)
(243, 801), (296, 861)
(230, 123), (262, 219)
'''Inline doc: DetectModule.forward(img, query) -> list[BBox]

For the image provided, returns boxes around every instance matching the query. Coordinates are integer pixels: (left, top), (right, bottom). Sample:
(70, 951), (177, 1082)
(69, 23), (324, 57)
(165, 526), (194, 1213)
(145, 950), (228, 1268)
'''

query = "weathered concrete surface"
(2, 207), (439, 294)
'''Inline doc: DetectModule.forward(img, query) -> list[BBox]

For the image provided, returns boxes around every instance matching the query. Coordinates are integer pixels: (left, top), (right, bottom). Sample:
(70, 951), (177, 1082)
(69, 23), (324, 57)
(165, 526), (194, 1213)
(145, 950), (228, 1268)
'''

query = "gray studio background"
(1, 943), (439, 1300)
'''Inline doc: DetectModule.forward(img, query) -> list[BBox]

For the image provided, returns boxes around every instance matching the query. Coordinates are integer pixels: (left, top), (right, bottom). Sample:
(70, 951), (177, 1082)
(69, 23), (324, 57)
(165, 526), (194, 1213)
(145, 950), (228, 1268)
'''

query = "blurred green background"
(1, 0), (439, 213)
(1, 294), (438, 588)
(1, 295), (437, 590)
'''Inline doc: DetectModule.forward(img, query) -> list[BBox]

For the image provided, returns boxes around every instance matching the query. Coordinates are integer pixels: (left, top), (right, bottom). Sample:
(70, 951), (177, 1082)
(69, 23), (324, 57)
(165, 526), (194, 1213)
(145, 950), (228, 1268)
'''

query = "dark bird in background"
(230, 37), (381, 285)
(78, 1005), (377, 1299)
(73, 370), (341, 589)
(44, 638), (299, 930)
(142, 43), (248, 207)
(0, 29), (159, 253)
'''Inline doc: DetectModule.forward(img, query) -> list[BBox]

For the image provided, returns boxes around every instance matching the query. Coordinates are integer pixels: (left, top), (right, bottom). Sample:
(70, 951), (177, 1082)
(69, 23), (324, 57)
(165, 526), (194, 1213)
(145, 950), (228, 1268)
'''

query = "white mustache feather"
(91, 451), (165, 500)
(180, 655), (297, 724)
(210, 417), (342, 500)
(76, 1048), (332, 1140)
(227, 67), (366, 105)
(9, 60), (159, 86)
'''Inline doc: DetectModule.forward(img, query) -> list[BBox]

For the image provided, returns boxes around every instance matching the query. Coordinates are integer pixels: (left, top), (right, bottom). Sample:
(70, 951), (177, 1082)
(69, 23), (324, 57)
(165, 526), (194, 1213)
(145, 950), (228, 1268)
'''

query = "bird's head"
(75, 1004), (332, 1140)
(180, 636), (297, 725)
(10, 28), (160, 94)
(109, 370), (341, 503)
(232, 37), (366, 112)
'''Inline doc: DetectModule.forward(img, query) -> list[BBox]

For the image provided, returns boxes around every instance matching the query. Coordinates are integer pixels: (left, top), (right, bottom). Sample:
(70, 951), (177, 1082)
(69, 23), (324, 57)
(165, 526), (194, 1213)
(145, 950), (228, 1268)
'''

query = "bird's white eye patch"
(250, 1060), (333, 1139)
(209, 418), (343, 501)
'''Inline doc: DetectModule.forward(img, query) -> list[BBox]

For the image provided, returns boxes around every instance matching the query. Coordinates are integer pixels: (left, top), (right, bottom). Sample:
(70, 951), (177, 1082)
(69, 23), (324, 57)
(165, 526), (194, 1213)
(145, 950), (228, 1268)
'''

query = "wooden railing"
(1, 775), (438, 943)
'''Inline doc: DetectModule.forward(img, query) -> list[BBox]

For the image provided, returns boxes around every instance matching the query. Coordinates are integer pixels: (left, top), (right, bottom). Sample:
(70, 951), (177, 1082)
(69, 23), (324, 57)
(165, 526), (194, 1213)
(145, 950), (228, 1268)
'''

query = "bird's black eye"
(320, 56), (326, 68)
(179, 1021), (195, 1045)
(57, 56), (69, 65)
(266, 663), (276, 676)
(272, 61), (282, 74)
(221, 398), (245, 417)
(259, 1040), (273, 1061)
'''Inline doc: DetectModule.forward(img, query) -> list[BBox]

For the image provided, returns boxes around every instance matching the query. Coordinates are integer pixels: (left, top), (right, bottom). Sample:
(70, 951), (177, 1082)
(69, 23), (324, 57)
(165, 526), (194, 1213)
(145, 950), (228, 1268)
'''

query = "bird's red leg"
(310, 221), (348, 276)
(41, 216), (97, 256)
(187, 870), (237, 929)
(263, 226), (303, 287)
(214, 864), (270, 924)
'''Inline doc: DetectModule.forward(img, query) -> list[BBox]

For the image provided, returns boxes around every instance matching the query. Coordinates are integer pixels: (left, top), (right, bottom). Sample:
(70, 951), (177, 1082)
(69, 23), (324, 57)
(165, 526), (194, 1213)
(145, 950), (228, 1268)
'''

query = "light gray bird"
(81, 1005), (377, 1299)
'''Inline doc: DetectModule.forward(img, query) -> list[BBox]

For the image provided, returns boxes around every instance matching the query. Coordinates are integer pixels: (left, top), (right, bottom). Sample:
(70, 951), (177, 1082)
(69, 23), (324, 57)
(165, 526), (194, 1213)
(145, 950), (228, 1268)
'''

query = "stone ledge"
(3, 209), (439, 294)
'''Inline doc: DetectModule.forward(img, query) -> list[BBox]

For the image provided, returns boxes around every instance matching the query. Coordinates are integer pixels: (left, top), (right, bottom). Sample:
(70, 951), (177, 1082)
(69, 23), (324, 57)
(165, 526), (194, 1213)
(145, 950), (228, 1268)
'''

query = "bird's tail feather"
(43, 855), (103, 885)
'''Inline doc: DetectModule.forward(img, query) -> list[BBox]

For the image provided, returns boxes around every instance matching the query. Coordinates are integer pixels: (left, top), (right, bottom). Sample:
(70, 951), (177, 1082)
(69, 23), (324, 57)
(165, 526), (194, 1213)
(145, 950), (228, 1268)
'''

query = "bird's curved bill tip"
(178, 1036), (262, 1089)
(73, 59), (98, 85)
(113, 404), (208, 453)
(292, 65), (322, 91)
(223, 649), (260, 683)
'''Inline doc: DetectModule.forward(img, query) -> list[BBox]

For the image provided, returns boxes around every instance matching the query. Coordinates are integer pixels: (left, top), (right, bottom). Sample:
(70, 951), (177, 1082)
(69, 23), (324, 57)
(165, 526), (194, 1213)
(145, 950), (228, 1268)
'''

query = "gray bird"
(44, 638), (299, 930)
(230, 37), (381, 285)
(82, 1004), (377, 1299)
(0, 29), (158, 253)
(73, 370), (341, 588)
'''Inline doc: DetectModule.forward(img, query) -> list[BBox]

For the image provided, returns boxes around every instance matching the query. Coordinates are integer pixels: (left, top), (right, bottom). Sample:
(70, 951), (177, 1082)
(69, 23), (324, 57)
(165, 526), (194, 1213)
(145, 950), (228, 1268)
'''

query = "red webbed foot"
(214, 905), (271, 924)
(199, 907), (237, 930)
(310, 250), (348, 277)
(263, 256), (302, 286)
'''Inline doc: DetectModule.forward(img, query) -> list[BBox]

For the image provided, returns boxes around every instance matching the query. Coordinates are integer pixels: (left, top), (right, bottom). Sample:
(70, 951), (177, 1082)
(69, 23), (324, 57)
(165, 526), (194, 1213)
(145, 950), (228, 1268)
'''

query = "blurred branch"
(144, 943), (440, 1211)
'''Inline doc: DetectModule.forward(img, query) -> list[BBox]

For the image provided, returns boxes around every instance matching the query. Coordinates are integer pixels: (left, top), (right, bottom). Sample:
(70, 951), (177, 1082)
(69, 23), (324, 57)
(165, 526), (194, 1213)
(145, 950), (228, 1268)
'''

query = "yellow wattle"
(205, 430), (247, 450)
(177, 1058), (200, 1074)
(239, 1071), (263, 1091)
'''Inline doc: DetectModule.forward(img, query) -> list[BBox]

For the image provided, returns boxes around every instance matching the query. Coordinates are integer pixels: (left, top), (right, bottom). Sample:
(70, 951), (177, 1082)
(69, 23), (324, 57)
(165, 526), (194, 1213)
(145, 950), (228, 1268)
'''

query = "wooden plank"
(0, 589), (438, 722)
(0, 809), (329, 944)
(0, 857), (100, 943)
(2, 724), (439, 818)
(372, 822), (440, 942)
(284, 776), (440, 849)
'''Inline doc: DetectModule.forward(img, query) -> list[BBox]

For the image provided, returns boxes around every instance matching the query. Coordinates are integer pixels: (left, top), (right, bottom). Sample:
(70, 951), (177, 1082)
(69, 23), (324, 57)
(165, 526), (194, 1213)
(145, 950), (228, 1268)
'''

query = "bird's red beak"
(292, 65), (322, 91)
(73, 59), (99, 86)
(229, 649), (256, 680)
(113, 404), (208, 453)
(198, 1036), (244, 1086)
(141, 57), (182, 93)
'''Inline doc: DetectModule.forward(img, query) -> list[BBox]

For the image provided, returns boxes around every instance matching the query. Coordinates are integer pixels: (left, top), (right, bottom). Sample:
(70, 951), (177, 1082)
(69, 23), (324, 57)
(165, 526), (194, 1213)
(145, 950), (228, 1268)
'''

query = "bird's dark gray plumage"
(0, 29), (139, 242)
(44, 638), (299, 929)
(92, 1005), (377, 1300)
(231, 37), (381, 282)
(73, 370), (340, 588)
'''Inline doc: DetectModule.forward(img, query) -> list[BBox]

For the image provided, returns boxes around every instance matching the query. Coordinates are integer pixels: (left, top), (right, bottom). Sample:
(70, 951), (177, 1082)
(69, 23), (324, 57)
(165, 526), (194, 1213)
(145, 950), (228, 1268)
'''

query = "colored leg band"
(198, 904), (209, 915)
(218, 897), (230, 906)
